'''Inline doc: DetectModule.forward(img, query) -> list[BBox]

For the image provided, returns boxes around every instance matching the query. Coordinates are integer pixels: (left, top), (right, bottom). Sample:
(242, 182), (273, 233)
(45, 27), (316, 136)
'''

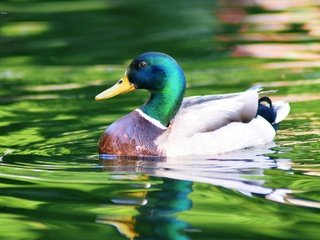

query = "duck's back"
(98, 110), (165, 156)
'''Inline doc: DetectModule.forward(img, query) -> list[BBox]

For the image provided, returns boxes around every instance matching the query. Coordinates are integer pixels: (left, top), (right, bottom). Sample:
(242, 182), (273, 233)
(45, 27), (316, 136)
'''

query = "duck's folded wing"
(181, 92), (243, 108)
(168, 90), (259, 137)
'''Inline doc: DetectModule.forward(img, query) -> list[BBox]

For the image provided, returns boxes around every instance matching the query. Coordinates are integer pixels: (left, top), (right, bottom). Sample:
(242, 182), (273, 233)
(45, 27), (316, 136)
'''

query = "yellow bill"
(95, 75), (136, 100)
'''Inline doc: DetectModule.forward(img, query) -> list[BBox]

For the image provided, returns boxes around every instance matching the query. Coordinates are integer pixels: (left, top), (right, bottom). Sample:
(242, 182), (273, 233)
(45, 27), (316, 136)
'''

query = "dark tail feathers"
(257, 97), (278, 130)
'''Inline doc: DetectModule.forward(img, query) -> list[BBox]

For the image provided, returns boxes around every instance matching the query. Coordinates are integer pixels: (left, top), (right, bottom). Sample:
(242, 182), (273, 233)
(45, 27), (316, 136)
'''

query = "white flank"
(135, 109), (167, 130)
(153, 88), (290, 157)
(157, 116), (276, 157)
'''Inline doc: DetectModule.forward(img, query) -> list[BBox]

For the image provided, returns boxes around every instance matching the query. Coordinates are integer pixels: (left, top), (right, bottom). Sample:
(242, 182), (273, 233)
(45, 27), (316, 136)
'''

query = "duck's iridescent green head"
(126, 52), (186, 93)
(95, 52), (186, 127)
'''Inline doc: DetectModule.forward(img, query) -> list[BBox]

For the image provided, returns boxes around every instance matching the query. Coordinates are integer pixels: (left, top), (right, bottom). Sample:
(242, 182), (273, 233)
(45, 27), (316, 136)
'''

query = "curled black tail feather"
(257, 97), (278, 130)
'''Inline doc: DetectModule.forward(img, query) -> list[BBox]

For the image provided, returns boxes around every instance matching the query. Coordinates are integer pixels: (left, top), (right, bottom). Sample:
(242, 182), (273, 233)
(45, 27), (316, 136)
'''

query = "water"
(0, 0), (320, 239)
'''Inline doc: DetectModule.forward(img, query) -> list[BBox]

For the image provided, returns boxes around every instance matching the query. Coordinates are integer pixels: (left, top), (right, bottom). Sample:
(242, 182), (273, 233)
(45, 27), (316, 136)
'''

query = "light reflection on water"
(100, 145), (317, 208)
(98, 144), (319, 239)
(217, 0), (320, 61)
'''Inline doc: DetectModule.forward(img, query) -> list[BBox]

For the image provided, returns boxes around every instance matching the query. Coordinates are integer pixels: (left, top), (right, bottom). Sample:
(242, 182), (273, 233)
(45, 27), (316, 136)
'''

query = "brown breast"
(98, 111), (166, 156)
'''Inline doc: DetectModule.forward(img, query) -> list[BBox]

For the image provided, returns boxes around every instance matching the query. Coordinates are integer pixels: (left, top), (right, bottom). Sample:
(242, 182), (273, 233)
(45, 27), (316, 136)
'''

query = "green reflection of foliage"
(1, 22), (50, 37)
(0, 0), (216, 65)
(181, 183), (320, 240)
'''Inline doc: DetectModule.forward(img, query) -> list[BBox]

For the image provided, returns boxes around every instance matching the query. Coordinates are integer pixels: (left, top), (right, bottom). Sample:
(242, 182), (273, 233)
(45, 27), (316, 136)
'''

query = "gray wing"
(168, 89), (259, 137)
(181, 92), (243, 108)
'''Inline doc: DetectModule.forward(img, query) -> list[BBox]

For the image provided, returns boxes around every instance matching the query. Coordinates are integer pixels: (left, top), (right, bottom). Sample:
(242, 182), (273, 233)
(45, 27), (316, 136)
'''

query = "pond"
(0, 0), (319, 239)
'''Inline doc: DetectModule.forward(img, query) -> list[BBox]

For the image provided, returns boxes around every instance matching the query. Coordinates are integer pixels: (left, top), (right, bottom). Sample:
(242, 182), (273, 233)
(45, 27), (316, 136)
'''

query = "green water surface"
(0, 0), (320, 239)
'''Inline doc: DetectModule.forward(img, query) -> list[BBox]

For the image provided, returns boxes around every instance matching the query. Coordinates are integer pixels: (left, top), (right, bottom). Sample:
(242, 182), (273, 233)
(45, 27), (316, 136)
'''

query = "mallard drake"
(95, 52), (290, 157)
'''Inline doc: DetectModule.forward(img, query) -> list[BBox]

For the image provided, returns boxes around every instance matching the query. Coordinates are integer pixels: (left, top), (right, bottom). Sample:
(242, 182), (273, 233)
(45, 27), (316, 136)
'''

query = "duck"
(95, 52), (290, 157)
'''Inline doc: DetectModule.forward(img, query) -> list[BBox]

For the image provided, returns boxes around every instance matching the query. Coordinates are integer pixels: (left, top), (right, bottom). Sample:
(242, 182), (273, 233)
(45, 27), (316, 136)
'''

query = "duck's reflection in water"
(98, 145), (292, 239)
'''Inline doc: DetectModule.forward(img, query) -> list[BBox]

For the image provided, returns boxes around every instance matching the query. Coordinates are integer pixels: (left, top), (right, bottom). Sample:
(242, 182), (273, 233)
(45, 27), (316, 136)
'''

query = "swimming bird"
(95, 52), (290, 157)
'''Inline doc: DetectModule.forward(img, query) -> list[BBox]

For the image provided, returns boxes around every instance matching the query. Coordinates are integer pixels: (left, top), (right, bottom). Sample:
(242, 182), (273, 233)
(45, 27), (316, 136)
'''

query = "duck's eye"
(138, 61), (147, 68)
